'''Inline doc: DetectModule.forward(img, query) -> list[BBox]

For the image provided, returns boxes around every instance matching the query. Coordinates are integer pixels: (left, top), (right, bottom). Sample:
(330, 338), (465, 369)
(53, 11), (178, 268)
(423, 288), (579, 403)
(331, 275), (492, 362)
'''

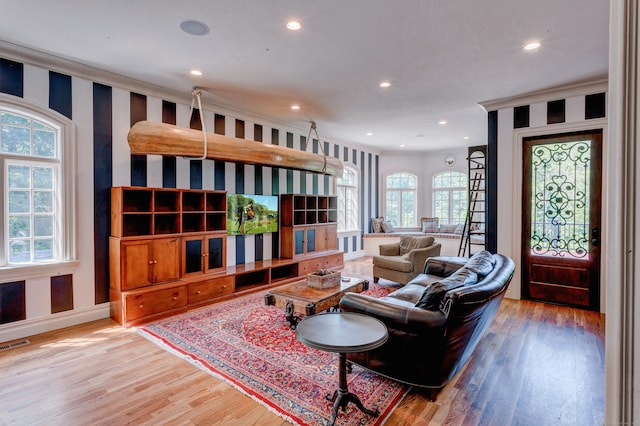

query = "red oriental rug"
(137, 282), (409, 426)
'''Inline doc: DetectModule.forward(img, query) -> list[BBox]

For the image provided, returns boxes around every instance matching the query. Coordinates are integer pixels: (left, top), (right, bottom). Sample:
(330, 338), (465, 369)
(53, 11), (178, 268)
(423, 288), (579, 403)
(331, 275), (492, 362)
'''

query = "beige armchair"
(373, 236), (442, 284)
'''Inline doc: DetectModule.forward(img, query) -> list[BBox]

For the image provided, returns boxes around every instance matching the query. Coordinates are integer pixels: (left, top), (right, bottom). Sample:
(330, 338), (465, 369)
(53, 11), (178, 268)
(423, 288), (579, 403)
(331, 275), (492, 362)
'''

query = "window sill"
(0, 260), (80, 283)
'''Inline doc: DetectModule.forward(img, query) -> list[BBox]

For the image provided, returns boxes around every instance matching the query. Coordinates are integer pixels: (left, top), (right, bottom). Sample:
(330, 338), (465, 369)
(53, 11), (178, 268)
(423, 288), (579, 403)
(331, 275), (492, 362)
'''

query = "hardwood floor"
(0, 257), (605, 425)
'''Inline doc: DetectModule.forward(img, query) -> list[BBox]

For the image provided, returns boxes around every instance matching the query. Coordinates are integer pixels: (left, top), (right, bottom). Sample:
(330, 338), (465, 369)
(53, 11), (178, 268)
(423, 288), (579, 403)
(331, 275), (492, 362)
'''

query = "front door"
(522, 130), (602, 310)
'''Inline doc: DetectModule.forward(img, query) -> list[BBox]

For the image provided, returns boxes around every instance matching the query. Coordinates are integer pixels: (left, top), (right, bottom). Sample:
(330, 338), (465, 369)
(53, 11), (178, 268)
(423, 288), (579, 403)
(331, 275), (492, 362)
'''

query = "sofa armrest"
(407, 243), (442, 272)
(339, 292), (447, 331)
(379, 242), (401, 256)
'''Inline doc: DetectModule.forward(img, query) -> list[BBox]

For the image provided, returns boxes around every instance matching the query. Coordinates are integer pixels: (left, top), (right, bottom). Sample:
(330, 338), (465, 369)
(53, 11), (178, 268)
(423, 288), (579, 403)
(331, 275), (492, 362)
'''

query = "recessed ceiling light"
(463, 136), (470, 140)
(379, 81), (391, 88)
(524, 41), (541, 51)
(179, 20), (210, 36)
(400, 144), (406, 147)
(366, 132), (373, 136)
(190, 69), (203, 76)
(438, 120), (448, 125)
(291, 104), (301, 110)
(287, 20), (302, 31)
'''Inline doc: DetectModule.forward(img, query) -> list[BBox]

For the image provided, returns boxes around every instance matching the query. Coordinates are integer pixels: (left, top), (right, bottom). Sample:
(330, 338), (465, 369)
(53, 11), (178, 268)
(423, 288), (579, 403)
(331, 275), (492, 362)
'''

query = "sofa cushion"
(465, 250), (496, 276)
(399, 235), (435, 255)
(424, 257), (467, 277)
(373, 255), (414, 273)
(421, 217), (439, 233)
(371, 217), (384, 233)
(415, 267), (478, 310)
(381, 220), (396, 233)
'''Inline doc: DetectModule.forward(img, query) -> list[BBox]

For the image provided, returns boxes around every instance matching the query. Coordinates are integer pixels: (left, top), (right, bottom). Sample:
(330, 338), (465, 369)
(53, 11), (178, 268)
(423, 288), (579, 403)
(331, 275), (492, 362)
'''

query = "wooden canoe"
(127, 121), (344, 177)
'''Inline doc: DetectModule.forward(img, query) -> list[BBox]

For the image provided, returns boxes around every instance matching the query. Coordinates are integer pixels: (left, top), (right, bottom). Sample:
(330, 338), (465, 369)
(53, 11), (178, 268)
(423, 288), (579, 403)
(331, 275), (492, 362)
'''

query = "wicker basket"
(307, 269), (341, 289)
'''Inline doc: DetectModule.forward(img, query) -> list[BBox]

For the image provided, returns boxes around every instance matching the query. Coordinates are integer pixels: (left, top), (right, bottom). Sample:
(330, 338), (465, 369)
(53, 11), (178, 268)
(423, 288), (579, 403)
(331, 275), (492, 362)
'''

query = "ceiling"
(0, 1), (609, 152)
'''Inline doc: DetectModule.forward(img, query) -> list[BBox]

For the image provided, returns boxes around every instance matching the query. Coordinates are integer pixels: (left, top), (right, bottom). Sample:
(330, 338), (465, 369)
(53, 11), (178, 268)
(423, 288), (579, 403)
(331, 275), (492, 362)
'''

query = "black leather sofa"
(339, 252), (515, 400)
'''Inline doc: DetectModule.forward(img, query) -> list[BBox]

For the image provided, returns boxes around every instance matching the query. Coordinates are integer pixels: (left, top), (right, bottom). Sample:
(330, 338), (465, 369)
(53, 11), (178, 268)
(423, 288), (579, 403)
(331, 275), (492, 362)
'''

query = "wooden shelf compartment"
(306, 211), (317, 224)
(122, 188), (152, 212)
(153, 213), (180, 234)
(182, 212), (205, 233)
(293, 195), (306, 210)
(271, 263), (299, 283)
(206, 192), (226, 212)
(121, 214), (152, 237)
(154, 189), (180, 212)
(306, 196), (317, 209)
(182, 191), (205, 212)
(294, 211), (306, 225)
(206, 212), (226, 232)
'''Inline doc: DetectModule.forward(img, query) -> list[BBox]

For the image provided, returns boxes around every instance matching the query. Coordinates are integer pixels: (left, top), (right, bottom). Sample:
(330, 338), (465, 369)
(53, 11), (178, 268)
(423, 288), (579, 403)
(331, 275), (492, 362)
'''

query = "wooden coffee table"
(264, 276), (368, 328)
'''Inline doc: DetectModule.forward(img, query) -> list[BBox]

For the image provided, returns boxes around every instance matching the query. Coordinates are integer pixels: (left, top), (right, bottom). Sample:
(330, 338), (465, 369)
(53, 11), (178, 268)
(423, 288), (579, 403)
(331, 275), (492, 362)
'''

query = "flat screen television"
(227, 194), (279, 235)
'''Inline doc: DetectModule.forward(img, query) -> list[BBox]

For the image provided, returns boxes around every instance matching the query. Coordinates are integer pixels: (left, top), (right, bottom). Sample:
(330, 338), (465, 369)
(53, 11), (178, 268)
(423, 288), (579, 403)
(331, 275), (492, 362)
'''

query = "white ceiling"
(0, 0), (609, 152)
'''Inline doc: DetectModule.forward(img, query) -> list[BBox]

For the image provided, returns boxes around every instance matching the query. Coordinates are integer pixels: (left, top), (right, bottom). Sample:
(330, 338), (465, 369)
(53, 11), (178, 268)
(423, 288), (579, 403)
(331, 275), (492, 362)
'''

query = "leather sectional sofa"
(340, 251), (515, 400)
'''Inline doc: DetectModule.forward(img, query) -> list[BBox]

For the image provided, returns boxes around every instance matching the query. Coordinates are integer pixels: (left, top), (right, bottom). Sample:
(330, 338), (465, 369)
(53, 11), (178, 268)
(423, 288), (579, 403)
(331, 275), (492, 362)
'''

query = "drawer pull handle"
(153, 260), (158, 264)
(196, 290), (201, 295)
(172, 296), (178, 301)
(139, 304), (144, 308)
(148, 261), (153, 265)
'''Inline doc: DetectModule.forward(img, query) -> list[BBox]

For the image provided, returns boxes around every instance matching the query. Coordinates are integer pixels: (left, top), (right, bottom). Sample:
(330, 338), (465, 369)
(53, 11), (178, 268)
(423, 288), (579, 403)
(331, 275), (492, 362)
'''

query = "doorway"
(521, 129), (602, 310)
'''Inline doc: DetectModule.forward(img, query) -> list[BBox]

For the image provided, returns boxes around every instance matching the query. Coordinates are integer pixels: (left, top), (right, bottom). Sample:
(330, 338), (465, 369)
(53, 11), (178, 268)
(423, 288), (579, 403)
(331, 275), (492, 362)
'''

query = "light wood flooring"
(0, 257), (605, 425)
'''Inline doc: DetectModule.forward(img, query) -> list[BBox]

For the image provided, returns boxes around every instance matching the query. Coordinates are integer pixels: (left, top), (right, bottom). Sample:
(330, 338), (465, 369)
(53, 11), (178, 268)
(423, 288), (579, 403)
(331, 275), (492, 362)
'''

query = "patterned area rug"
(137, 282), (408, 426)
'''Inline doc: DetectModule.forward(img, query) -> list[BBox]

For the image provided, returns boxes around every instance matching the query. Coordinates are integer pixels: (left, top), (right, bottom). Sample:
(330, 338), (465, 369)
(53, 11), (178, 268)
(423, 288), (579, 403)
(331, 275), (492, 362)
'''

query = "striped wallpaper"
(0, 56), (379, 332)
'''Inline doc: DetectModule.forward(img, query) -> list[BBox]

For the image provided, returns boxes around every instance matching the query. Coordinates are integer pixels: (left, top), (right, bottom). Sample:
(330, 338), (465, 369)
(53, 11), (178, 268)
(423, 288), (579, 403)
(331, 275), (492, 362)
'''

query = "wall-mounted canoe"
(128, 121), (344, 177)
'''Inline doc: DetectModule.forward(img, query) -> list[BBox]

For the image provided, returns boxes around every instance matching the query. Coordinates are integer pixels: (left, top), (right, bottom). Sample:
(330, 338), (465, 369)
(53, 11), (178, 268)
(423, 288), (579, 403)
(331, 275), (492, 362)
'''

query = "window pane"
(401, 191), (415, 227)
(8, 165), (30, 188)
(9, 190), (30, 213)
(34, 191), (53, 212)
(33, 167), (53, 189)
(1, 111), (30, 126)
(9, 240), (31, 263)
(33, 120), (54, 131)
(9, 215), (31, 238)
(34, 215), (53, 237)
(1, 125), (31, 154)
(386, 191), (399, 225)
(33, 130), (56, 157)
(34, 239), (54, 261)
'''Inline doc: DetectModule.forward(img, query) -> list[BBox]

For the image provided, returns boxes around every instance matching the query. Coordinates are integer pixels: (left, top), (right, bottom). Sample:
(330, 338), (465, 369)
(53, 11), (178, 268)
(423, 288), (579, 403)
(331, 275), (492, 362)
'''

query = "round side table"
(295, 312), (388, 425)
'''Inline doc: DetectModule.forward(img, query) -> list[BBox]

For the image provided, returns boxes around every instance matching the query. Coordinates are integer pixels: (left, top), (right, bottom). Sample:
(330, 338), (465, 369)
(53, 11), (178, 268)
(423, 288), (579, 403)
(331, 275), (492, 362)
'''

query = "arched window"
(433, 171), (467, 224)
(385, 172), (417, 227)
(337, 166), (359, 232)
(1, 97), (76, 273)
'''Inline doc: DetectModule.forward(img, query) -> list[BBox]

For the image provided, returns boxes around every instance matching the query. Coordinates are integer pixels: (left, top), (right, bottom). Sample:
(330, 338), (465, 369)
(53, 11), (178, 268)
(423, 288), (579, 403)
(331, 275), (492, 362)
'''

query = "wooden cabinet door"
(121, 240), (153, 290)
(204, 234), (226, 273)
(152, 238), (180, 283)
(315, 226), (327, 252)
(324, 225), (337, 251)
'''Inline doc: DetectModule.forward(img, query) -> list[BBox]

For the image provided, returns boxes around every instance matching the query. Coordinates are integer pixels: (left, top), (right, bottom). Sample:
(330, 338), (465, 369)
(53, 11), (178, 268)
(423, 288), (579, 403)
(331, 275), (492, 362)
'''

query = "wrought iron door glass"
(529, 140), (591, 258)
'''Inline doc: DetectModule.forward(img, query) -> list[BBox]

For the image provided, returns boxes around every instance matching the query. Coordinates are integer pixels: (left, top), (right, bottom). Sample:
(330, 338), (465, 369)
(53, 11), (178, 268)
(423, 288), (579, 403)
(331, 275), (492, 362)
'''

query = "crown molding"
(479, 77), (608, 111)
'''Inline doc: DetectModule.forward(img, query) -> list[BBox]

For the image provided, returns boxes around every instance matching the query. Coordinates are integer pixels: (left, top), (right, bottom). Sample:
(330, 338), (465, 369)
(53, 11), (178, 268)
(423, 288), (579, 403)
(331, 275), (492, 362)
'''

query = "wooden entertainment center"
(109, 187), (343, 327)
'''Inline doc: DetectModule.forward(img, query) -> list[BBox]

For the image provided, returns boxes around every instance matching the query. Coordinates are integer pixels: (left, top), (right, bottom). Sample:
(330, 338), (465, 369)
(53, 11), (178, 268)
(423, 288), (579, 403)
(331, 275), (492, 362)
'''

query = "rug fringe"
(136, 327), (305, 426)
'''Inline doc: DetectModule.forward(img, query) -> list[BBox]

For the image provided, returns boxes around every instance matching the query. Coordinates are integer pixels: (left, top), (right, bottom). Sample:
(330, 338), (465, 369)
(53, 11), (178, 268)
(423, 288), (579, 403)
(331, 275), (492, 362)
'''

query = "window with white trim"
(385, 172), (417, 228)
(337, 166), (359, 233)
(1, 99), (75, 272)
(433, 171), (467, 224)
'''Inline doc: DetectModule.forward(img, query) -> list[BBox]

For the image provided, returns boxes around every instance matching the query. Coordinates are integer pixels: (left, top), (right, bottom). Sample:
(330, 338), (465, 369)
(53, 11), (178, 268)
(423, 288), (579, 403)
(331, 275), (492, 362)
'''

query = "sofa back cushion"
(415, 266), (478, 310)
(465, 250), (496, 277)
(399, 235), (435, 255)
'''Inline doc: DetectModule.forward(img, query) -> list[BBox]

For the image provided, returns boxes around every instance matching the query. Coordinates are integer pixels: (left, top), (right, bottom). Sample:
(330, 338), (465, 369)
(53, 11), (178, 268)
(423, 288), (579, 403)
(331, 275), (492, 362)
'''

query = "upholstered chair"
(372, 235), (442, 284)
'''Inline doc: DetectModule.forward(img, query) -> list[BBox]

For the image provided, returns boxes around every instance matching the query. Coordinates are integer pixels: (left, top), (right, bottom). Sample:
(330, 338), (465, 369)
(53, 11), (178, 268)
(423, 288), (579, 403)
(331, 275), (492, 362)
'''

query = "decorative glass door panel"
(522, 130), (602, 310)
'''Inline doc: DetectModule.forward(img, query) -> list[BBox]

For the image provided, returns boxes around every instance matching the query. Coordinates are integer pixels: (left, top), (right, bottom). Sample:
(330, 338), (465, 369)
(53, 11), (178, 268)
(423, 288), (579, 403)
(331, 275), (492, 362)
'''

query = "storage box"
(307, 269), (341, 289)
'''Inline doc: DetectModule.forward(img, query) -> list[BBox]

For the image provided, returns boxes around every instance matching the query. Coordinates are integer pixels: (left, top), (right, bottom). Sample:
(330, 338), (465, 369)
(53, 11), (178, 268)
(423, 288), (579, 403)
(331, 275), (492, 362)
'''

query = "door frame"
(508, 119), (608, 312)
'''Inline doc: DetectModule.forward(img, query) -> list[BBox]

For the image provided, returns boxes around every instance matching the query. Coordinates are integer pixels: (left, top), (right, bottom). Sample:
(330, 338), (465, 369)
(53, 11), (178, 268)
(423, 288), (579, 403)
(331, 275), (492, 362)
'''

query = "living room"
(0, 1), (638, 424)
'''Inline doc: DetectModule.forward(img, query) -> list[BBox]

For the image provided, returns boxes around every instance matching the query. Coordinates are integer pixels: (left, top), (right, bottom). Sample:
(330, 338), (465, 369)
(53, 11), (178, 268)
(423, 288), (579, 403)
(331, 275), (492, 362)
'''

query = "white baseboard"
(0, 303), (111, 344)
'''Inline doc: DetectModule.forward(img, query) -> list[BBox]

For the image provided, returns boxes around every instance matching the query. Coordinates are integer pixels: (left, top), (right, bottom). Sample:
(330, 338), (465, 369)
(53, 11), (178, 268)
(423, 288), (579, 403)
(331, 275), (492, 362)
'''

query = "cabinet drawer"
(188, 276), (234, 303)
(324, 253), (344, 269)
(298, 258), (325, 275)
(124, 286), (187, 320)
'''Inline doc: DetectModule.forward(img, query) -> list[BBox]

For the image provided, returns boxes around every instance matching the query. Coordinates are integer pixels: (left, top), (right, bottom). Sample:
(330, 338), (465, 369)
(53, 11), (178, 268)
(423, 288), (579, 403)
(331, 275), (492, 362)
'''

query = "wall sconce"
(444, 155), (455, 166)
